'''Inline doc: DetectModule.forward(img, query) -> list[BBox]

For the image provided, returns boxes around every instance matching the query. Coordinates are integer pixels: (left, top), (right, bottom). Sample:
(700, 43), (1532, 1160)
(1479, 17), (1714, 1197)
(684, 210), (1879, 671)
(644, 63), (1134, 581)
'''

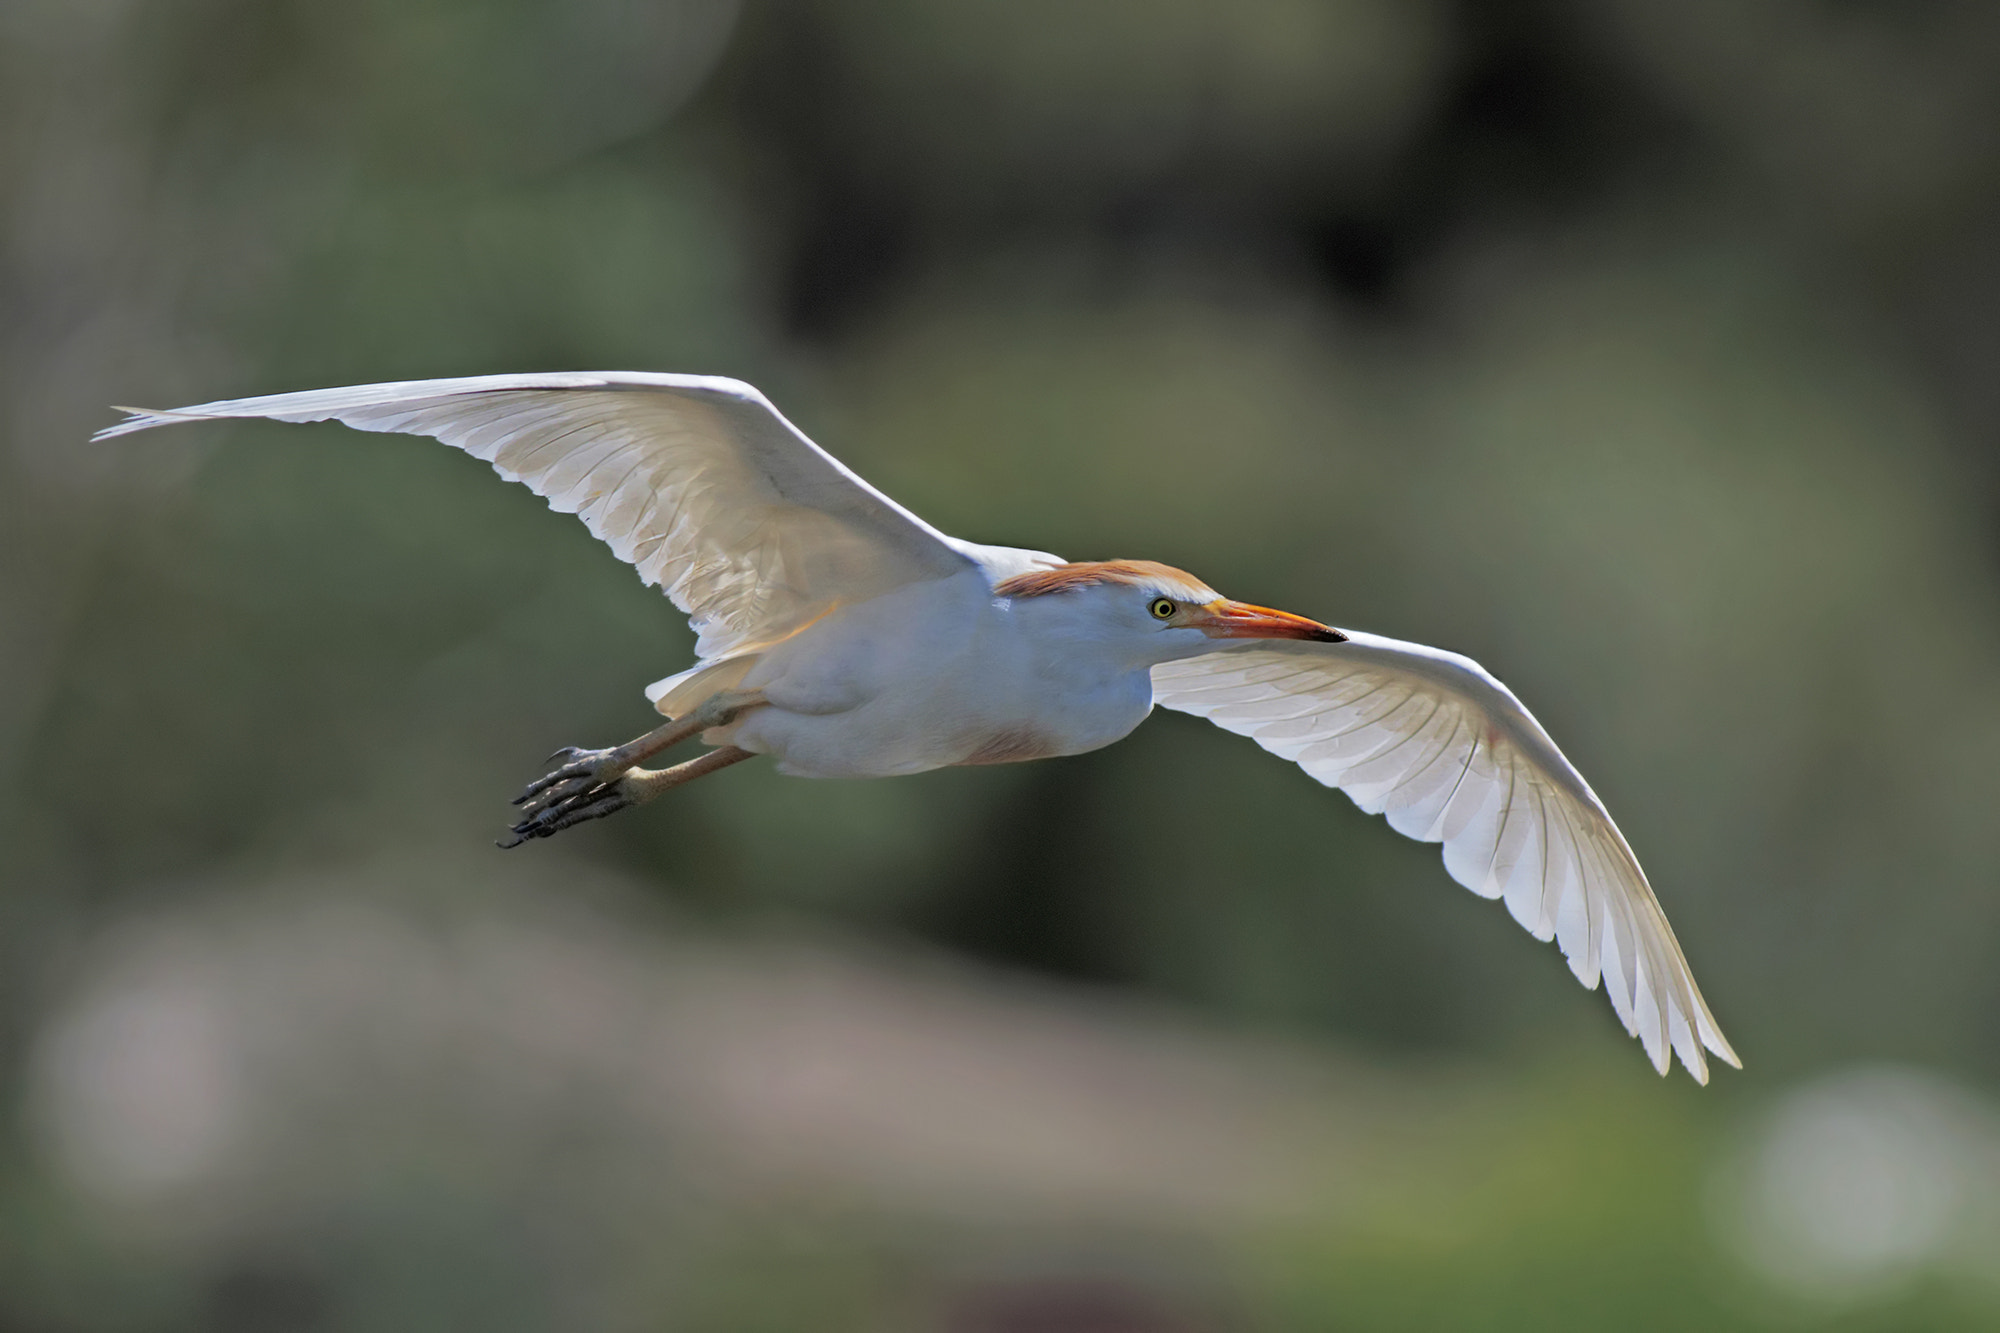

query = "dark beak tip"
(1319, 627), (1349, 642)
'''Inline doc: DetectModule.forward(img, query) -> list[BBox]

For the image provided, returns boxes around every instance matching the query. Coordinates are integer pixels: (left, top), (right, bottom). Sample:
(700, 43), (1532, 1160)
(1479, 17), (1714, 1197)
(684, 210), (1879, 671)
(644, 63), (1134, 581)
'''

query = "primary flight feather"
(97, 372), (1739, 1082)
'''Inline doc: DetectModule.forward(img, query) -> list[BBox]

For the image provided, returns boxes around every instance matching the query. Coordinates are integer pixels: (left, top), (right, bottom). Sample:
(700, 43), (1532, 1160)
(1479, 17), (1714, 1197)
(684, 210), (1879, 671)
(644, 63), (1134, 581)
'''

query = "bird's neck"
(1004, 592), (1210, 675)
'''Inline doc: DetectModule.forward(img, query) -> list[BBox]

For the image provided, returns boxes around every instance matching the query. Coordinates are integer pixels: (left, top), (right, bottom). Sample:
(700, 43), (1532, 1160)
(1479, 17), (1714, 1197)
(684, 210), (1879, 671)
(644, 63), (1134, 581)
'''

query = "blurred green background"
(6, 1), (2000, 1329)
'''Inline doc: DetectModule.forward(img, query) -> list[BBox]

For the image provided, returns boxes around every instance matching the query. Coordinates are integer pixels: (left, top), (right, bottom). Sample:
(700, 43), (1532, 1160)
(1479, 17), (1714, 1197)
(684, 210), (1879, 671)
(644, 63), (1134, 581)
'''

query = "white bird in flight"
(98, 372), (1738, 1082)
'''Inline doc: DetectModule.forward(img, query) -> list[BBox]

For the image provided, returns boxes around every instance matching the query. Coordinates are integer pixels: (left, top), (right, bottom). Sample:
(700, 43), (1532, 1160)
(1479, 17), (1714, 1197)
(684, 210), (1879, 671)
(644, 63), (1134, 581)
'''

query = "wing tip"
(1701, 1027), (1744, 1072)
(1661, 1002), (1741, 1082)
(91, 406), (183, 441)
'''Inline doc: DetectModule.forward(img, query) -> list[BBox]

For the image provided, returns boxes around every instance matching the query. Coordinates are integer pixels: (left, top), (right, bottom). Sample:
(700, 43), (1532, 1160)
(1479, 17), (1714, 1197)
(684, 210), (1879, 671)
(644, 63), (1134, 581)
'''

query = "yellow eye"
(1149, 597), (1176, 620)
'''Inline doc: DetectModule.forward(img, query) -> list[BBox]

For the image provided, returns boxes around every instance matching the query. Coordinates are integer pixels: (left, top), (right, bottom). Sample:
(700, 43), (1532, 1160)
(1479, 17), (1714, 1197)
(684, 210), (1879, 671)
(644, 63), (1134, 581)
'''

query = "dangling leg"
(517, 689), (767, 798)
(499, 689), (765, 847)
(499, 745), (756, 847)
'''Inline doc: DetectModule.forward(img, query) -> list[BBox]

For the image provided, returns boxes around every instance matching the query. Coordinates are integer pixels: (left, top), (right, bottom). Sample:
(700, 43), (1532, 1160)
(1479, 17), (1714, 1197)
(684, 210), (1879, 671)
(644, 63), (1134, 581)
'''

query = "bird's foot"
(498, 693), (767, 848)
(500, 740), (761, 848)
(513, 744), (623, 806)
(500, 751), (634, 847)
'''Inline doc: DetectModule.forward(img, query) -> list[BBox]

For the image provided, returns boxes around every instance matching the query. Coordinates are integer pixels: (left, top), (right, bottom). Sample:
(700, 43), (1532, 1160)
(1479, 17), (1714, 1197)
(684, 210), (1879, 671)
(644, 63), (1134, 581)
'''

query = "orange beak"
(1191, 599), (1347, 642)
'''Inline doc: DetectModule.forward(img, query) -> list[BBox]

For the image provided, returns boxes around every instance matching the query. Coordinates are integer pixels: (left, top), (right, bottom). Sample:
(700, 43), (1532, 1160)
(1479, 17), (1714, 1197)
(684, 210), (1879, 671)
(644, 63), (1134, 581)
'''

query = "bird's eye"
(1149, 597), (1176, 620)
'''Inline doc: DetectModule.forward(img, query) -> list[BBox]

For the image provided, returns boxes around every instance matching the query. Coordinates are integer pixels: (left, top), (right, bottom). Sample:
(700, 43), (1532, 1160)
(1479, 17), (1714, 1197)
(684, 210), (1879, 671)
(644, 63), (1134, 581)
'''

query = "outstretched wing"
(1150, 632), (1737, 1082)
(96, 373), (976, 658)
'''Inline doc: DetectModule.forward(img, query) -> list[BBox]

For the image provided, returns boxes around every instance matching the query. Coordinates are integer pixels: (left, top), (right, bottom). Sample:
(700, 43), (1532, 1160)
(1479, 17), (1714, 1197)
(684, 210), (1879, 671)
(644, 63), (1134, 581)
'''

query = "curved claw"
(512, 747), (619, 805)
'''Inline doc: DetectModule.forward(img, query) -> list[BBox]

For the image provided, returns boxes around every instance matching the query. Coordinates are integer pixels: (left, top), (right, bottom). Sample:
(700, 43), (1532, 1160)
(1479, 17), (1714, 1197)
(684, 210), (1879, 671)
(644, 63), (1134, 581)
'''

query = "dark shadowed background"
(6, 1), (2000, 1329)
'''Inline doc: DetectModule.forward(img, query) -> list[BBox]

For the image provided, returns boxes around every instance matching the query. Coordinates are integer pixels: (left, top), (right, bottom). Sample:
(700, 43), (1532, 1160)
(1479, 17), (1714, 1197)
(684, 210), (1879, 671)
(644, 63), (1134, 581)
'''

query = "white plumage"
(98, 372), (1739, 1082)
(101, 373), (980, 658)
(1151, 638), (1734, 1080)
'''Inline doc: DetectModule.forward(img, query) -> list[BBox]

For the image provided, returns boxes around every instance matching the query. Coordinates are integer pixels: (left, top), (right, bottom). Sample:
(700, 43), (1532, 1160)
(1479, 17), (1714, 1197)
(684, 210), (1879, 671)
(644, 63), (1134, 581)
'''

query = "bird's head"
(993, 559), (1345, 666)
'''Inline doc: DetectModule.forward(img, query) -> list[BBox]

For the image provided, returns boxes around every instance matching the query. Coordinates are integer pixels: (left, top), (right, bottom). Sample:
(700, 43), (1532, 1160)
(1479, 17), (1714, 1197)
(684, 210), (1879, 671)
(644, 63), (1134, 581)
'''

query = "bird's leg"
(518, 688), (767, 795)
(499, 745), (756, 847)
(499, 689), (766, 848)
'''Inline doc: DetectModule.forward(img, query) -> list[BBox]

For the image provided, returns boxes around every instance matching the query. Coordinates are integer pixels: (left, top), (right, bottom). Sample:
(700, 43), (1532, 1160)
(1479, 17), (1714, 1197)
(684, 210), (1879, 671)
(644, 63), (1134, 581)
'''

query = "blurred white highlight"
(31, 933), (243, 1200)
(1719, 1065), (2000, 1302)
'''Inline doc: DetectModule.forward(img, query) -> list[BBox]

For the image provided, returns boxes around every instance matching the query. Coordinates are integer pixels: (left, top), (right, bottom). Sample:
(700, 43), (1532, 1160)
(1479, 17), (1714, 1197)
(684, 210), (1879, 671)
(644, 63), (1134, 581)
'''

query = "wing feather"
(1152, 631), (1737, 1082)
(95, 372), (975, 658)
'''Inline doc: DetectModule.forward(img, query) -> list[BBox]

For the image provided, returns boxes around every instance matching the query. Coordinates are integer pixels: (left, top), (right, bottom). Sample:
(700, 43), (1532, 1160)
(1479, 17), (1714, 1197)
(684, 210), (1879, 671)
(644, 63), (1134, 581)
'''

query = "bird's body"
(716, 568), (1149, 776)
(708, 561), (1243, 777)
(97, 372), (1740, 1083)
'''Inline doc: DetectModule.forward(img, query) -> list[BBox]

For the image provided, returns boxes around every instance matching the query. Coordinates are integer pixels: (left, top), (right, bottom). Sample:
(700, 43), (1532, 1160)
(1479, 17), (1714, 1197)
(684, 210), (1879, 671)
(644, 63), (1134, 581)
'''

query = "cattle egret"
(98, 372), (1738, 1081)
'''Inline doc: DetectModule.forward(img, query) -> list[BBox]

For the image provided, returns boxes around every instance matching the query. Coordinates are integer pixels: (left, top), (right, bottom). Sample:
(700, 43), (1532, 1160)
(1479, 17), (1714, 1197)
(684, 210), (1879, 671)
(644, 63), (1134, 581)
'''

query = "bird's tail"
(644, 654), (761, 720)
